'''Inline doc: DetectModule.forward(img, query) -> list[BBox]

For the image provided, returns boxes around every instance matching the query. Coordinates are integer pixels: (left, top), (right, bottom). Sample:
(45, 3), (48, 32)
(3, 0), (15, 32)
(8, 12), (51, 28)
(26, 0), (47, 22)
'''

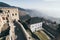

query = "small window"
(12, 14), (14, 16)
(0, 10), (3, 13)
(15, 13), (17, 15)
(29, 37), (31, 39)
(2, 17), (5, 20)
(7, 15), (9, 17)
(8, 10), (10, 12)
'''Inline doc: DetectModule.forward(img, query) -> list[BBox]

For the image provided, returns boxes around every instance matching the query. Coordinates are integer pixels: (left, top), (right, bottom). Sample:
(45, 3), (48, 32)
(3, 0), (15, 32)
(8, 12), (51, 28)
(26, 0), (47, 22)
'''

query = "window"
(0, 10), (3, 13)
(2, 17), (5, 20)
(35, 29), (36, 32)
(29, 37), (31, 39)
(12, 14), (14, 16)
(7, 15), (9, 17)
(32, 25), (34, 28)
(15, 13), (17, 15)
(8, 10), (10, 12)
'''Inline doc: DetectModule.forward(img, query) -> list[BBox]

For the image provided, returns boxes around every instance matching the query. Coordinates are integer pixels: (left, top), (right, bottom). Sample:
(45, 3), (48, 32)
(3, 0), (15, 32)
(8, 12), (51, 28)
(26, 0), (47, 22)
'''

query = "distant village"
(0, 2), (60, 40)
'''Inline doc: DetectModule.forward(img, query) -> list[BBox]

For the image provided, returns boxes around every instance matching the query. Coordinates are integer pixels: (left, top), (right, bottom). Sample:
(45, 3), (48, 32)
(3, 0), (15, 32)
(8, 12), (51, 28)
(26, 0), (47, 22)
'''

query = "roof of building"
(20, 15), (31, 22)
(26, 17), (43, 24)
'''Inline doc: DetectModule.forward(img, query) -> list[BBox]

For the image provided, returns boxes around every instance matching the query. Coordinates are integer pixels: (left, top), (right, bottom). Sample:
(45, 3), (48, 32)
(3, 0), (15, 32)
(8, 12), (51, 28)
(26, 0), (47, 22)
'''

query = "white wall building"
(30, 22), (43, 32)
(27, 17), (43, 32)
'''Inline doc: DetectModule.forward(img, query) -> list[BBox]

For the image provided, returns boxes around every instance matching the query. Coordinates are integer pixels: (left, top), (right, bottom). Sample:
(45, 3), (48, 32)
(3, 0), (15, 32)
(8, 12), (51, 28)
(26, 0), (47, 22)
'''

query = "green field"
(34, 31), (50, 40)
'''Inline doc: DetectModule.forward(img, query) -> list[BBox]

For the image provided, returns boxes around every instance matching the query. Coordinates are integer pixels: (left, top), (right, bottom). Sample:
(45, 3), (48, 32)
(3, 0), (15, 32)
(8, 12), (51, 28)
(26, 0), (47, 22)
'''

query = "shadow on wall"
(0, 26), (10, 37)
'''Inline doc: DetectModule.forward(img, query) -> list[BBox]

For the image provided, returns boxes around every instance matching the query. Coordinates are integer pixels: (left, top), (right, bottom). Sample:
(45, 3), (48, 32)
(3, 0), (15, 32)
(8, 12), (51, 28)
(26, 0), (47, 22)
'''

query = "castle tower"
(0, 7), (19, 21)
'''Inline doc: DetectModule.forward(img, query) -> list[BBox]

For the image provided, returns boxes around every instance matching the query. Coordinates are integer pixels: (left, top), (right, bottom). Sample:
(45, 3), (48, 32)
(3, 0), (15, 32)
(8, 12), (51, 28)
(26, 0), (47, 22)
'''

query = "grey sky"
(0, 0), (60, 18)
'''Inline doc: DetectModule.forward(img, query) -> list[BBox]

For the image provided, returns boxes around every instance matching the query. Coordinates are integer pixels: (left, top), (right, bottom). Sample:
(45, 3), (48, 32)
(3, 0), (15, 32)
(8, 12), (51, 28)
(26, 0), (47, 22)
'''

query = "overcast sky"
(0, 0), (60, 18)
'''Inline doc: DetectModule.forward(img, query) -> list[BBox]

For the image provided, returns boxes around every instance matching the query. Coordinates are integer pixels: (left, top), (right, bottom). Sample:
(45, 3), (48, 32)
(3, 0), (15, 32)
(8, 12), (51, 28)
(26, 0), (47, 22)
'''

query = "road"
(14, 21), (27, 40)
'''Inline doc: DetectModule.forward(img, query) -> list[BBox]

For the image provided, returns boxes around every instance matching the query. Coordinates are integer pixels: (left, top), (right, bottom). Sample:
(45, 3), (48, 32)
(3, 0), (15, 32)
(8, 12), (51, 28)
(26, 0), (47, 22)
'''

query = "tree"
(53, 21), (56, 24)
(57, 24), (60, 33)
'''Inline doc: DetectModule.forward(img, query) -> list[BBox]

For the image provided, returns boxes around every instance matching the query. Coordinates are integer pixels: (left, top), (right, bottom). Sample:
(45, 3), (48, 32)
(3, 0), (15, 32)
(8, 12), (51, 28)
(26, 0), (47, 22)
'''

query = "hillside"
(0, 2), (10, 7)
(25, 9), (60, 23)
(0, 2), (60, 24)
